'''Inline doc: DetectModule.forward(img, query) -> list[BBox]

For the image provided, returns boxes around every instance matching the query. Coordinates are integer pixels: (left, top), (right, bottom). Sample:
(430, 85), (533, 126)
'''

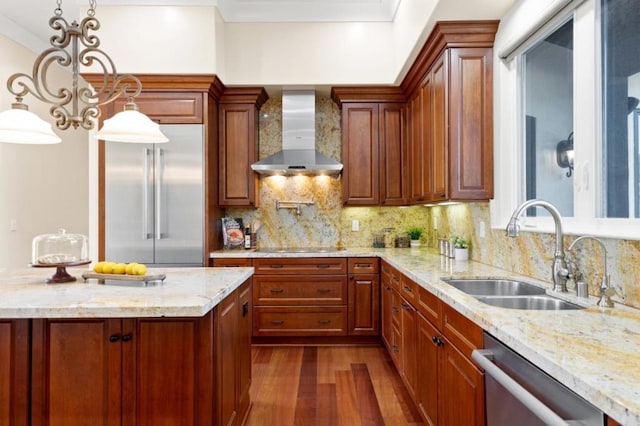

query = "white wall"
(0, 34), (89, 270)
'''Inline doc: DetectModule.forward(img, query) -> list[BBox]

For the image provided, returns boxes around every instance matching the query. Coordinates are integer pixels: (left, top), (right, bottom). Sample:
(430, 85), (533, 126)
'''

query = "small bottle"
(244, 225), (251, 250)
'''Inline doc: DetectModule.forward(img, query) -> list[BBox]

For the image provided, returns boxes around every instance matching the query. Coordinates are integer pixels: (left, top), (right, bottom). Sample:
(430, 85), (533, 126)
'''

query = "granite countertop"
(211, 247), (640, 424)
(0, 266), (253, 318)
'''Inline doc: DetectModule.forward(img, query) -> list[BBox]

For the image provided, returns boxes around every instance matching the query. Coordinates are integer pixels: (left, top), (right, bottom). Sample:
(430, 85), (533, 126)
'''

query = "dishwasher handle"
(472, 349), (570, 426)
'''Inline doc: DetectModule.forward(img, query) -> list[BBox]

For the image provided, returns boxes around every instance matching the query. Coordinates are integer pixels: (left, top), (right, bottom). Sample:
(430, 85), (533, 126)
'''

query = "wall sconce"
(556, 132), (574, 178)
(0, 0), (168, 145)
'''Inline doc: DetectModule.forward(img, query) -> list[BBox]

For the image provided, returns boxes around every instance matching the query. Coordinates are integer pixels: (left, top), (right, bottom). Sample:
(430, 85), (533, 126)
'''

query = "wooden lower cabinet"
(0, 320), (29, 426)
(29, 280), (251, 426)
(381, 274), (394, 350)
(385, 273), (485, 426)
(348, 257), (380, 335)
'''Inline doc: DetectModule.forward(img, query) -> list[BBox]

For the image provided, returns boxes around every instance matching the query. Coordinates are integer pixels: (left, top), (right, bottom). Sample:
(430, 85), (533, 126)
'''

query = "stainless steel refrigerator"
(105, 124), (204, 266)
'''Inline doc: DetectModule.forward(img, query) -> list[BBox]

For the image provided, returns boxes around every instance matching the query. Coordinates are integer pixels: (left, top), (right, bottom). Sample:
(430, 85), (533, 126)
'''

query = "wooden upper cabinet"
(430, 52), (449, 202)
(218, 88), (269, 208)
(402, 21), (497, 203)
(448, 47), (494, 200)
(341, 103), (380, 205)
(219, 103), (259, 207)
(331, 87), (407, 206)
(111, 92), (204, 124)
(379, 103), (407, 205)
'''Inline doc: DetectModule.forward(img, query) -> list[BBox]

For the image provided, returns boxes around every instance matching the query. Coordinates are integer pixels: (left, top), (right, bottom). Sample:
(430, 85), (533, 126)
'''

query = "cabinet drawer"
(348, 257), (379, 274)
(418, 286), (443, 330)
(253, 258), (347, 275)
(442, 303), (483, 359)
(253, 307), (347, 336)
(253, 276), (347, 305)
(211, 258), (252, 267)
(400, 275), (418, 305)
(385, 264), (402, 291)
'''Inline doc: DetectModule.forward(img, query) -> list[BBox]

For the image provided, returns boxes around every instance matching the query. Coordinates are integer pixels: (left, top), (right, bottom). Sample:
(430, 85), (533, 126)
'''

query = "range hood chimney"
(251, 90), (343, 176)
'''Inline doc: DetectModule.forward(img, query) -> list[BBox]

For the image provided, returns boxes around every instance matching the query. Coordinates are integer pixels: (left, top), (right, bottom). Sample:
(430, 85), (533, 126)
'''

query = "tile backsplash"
(223, 94), (640, 310)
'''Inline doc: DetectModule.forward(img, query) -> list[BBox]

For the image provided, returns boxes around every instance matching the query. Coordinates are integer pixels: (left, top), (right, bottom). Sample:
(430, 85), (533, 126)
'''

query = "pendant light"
(0, 0), (168, 144)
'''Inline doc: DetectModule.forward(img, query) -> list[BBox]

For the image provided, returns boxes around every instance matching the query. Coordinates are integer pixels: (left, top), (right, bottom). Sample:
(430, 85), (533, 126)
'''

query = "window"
(492, 0), (640, 239)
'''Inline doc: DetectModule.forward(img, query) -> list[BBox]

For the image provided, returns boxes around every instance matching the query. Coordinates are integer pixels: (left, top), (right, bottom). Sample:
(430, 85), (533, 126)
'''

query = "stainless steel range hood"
(251, 90), (343, 176)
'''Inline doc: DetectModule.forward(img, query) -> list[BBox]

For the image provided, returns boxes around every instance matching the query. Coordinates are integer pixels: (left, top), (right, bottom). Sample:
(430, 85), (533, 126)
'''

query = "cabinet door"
(409, 92), (426, 203)
(381, 275), (393, 351)
(417, 313), (440, 426)
(237, 280), (253, 424)
(419, 74), (434, 203)
(400, 299), (418, 400)
(441, 340), (485, 426)
(217, 286), (239, 426)
(448, 47), (493, 200)
(125, 314), (214, 426)
(431, 53), (449, 201)
(111, 92), (204, 124)
(342, 103), (379, 205)
(0, 320), (29, 426)
(379, 103), (406, 205)
(219, 103), (259, 207)
(31, 319), (122, 426)
(348, 273), (380, 335)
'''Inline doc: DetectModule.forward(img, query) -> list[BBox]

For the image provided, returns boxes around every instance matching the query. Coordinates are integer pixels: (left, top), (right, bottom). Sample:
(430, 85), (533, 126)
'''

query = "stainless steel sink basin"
(476, 295), (583, 310)
(441, 278), (585, 310)
(441, 278), (546, 296)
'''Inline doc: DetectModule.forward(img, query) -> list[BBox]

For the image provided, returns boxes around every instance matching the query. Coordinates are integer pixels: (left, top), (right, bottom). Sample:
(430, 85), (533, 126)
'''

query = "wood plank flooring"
(246, 346), (424, 426)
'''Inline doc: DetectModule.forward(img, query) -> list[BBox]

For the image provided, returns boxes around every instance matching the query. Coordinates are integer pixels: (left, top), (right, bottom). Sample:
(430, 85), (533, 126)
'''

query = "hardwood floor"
(246, 345), (424, 425)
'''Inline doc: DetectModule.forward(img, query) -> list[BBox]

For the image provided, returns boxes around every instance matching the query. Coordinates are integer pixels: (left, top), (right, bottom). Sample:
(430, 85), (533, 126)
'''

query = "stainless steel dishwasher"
(472, 333), (604, 425)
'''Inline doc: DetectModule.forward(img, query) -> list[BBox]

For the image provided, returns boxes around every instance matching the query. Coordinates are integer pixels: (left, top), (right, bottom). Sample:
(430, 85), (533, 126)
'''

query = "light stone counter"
(0, 266), (253, 318)
(212, 247), (640, 424)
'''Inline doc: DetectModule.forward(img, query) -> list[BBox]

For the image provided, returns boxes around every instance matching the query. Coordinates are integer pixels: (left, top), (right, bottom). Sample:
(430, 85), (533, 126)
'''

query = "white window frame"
(491, 0), (640, 240)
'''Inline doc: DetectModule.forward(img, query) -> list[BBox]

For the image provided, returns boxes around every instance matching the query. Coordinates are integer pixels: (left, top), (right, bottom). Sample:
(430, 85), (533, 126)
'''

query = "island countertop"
(212, 247), (640, 425)
(0, 266), (253, 318)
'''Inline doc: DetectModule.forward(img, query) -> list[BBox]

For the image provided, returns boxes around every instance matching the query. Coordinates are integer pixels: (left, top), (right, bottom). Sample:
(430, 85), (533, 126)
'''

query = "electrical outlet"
(433, 216), (438, 231)
(352, 220), (359, 231)
(9, 219), (17, 232)
(479, 221), (485, 239)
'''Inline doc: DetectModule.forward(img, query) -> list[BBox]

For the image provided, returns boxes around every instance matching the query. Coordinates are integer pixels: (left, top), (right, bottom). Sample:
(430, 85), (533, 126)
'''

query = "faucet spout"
(567, 236), (614, 308)
(506, 199), (569, 292)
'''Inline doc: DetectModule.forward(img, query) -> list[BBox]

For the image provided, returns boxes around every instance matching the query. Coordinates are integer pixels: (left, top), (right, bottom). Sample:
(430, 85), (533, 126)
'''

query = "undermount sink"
(442, 278), (546, 296)
(441, 278), (585, 311)
(476, 295), (583, 310)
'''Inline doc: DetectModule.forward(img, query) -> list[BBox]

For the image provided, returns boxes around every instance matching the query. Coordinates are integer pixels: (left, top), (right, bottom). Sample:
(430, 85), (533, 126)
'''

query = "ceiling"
(0, 0), (402, 47)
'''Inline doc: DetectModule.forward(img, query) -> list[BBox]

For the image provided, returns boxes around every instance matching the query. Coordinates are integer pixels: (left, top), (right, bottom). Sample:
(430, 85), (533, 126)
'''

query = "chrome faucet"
(506, 199), (570, 292)
(567, 236), (614, 308)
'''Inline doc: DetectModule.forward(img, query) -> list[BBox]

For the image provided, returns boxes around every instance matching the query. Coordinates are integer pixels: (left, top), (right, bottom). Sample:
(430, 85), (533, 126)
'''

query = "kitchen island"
(212, 248), (640, 425)
(0, 266), (253, 426)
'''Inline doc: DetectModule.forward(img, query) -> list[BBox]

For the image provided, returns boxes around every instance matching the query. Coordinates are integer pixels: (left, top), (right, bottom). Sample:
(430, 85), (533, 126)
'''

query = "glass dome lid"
(32, 228), (89, 265)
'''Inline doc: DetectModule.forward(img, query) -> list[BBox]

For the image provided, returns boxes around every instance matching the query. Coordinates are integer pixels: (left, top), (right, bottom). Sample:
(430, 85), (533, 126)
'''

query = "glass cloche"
(32, 228), (88, 265)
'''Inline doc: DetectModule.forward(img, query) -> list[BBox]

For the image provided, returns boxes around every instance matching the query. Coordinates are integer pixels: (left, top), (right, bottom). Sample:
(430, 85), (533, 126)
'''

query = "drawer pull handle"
(317, 289), (331, 294)
(242, 302), (249, 317)
(392, 306), (400, 313)
(270, 264), (284, 269)
(355, 263), (371, 268)
(392, 276), (399, 282)
(403, 285), (413, 293)
(270, 320), (284, 325)
(317, 264), (331, 269)
(401, 302), (411, 311)
(385, 285), (392, 291)
(270, 288), (284, 294)
(318, 319), (331, 324)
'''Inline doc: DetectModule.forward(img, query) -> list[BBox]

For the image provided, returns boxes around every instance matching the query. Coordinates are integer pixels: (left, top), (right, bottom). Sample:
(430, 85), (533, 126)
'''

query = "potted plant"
(452, 235), (469, 260)
(406, 227), (424, 248)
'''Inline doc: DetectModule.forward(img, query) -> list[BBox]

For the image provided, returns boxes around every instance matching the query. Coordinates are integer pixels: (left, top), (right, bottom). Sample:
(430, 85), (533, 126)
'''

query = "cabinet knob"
(121, 334), (132, 342)
(440, 193), (446, 197)
(349, 275), (355, 280)
(109, 334), (120, 343)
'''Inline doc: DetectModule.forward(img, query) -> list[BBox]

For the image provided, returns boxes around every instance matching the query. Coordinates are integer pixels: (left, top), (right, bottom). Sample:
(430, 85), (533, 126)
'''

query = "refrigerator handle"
(142, 148), (153, 240)
(155, 147), (166, 240)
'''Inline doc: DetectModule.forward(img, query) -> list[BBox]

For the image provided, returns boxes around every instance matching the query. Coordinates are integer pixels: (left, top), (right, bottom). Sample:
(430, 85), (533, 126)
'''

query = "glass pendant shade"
(0, 107), (61, 144)
(95, 109), (169, 143)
